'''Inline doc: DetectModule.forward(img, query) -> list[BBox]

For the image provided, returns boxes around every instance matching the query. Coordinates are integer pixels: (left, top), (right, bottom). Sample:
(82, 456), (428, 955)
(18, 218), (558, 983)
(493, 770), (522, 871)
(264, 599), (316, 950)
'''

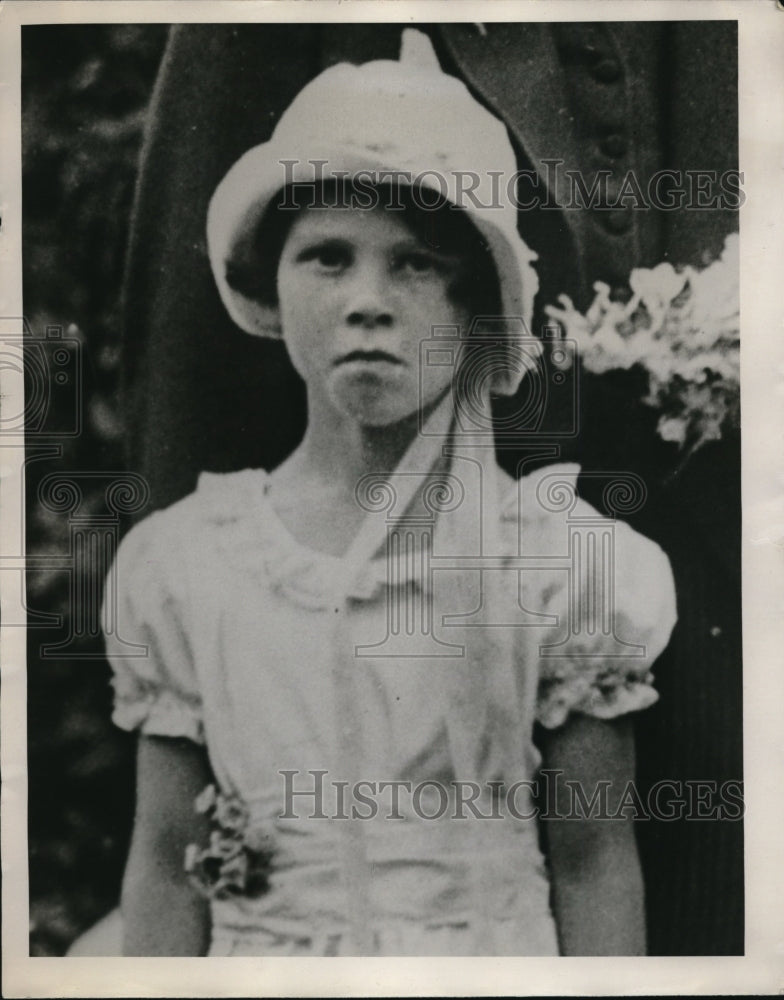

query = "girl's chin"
(323, 371), (455, 429)
(338, 400), (418, 428)
(329, 386), (418, 428)
(316, 374), (454, 428)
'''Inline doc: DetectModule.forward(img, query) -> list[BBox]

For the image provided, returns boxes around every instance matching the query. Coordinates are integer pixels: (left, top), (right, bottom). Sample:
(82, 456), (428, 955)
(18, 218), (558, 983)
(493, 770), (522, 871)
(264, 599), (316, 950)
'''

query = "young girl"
(106, 31), (676, 957)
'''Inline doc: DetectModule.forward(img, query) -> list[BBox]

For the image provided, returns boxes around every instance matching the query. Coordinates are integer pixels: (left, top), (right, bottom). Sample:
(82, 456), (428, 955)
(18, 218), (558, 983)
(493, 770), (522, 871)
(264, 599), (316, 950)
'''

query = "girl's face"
(276, 202), (471, 427)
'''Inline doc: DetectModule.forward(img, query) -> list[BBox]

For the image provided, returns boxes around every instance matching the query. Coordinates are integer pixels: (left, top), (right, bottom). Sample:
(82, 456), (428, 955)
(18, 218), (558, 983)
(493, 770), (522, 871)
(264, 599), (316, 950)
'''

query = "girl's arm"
(539, 714), (646, 956)
(121, 734), (214, 956)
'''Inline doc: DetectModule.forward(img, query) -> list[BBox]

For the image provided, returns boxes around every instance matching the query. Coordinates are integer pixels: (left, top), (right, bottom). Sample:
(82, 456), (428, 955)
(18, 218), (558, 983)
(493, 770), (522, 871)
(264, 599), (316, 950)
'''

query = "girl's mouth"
(336, 350), (403, 366)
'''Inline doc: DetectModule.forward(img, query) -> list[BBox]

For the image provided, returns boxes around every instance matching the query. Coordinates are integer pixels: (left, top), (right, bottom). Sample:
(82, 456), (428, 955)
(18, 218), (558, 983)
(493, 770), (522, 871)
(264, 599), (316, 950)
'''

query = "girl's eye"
(397, 251), (439, 276)
(297, 242), (352, 271)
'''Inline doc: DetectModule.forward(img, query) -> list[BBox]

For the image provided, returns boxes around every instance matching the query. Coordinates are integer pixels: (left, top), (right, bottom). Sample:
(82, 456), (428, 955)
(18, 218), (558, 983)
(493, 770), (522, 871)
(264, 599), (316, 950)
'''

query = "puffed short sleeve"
(509, 464), (677, 730)
(103, 510), (205, 744)
(534, 524), (676, 729)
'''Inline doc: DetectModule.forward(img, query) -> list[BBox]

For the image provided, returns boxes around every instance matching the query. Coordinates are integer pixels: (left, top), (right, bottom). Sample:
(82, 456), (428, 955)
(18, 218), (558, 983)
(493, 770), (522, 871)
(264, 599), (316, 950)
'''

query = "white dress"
(106, 462), (676, 956)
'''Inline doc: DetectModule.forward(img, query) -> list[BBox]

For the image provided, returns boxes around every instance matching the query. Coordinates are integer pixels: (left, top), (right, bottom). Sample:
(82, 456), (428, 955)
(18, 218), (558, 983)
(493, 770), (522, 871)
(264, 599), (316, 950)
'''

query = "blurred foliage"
(23, 24), (168, 956)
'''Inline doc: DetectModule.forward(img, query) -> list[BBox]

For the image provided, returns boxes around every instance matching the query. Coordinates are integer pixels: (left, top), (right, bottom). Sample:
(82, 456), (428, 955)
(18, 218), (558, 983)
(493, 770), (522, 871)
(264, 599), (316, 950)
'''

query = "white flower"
(629, 261), (688, 326)
(657, 417), (688, 445)
(194, 783), (217, 815)
(543, 234), (739, 452)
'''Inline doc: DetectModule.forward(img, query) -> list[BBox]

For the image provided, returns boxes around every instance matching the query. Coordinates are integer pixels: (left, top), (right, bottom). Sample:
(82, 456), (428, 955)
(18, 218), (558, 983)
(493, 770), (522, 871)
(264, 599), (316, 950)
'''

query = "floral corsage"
(184, 784), (275, 900)
(545, 233), (739, 460)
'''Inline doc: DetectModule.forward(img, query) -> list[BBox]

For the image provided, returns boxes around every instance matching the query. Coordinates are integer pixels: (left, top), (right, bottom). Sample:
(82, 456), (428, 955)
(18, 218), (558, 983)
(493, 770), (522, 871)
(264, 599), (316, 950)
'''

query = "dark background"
(23, 24), (167, 956)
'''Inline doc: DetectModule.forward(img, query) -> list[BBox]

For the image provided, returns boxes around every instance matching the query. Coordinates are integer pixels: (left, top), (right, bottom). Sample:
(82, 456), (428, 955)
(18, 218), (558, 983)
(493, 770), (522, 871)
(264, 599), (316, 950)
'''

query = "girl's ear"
(228, 293), (284, 338)
(222, 259), (284, 338)
(245, 304), (283, 339)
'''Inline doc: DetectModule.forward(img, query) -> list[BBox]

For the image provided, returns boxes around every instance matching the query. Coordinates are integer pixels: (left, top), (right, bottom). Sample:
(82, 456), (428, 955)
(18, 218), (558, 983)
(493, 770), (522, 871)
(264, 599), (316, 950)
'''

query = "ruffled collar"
(195, 468), (404, 608)
(194, 462), (582, 610)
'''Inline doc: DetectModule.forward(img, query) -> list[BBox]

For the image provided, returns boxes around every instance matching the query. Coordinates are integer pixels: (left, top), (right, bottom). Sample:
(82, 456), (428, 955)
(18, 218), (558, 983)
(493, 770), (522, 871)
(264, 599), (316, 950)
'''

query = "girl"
(106, 31), (676, 956)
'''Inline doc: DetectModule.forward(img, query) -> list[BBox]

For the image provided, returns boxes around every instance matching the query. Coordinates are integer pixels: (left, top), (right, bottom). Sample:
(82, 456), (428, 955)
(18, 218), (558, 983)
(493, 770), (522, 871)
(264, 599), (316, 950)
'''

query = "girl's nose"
(344, 265), (394, 329)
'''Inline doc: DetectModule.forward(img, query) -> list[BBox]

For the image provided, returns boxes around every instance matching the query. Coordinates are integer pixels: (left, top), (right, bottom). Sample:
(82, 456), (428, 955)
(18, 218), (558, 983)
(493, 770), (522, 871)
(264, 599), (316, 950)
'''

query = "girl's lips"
(335, 350), (403, 366)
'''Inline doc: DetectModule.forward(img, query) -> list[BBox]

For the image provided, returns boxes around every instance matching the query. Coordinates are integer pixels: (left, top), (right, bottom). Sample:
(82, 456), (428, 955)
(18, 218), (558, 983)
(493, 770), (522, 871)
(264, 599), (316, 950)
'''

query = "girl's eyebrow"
(292, 236), (351, 257)
(393, 240), (463, 262)
(400, 249), (466, 274)
(294, 234), (351, 246)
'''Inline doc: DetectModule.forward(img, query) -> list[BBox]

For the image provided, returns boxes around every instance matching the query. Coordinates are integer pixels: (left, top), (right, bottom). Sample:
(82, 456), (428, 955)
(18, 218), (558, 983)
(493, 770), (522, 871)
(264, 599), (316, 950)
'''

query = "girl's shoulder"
(132, 468), (270, 533)
(498, 461), (582, 537)
(116, 468), (349, 609)
(115, 468), (272, 575)
(502, 463), (677, 729)
(191, 467), (272, 525)
(498, 461), (666, 561)
(499, 460), (676, 647)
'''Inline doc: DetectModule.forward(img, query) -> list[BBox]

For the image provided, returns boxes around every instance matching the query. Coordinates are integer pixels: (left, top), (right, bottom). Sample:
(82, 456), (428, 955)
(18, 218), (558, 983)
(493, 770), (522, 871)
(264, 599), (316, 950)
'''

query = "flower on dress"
(184, 784), (275, 900)
(213, 793), (250, 834)
(194, 783), (217, 814)
(544, 233), (739, 458)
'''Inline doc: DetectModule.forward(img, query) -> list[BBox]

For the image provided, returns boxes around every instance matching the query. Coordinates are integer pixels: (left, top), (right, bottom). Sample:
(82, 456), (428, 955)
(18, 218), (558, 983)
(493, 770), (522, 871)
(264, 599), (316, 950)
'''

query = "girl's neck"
(300, 412), (419, 488)
(267, 390), (453, 558)
(277, 390), (449, 496)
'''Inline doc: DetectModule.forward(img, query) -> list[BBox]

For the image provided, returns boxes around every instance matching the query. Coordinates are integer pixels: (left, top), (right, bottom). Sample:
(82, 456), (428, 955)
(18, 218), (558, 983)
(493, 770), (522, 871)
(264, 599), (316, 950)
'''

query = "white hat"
(206, 29), (540, 396)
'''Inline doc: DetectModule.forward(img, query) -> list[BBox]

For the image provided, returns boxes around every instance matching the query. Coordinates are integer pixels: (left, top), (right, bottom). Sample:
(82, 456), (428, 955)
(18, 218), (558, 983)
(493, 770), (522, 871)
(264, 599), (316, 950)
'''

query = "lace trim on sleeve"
(536, 658), (659, 730)
(112, 670), (205, 743)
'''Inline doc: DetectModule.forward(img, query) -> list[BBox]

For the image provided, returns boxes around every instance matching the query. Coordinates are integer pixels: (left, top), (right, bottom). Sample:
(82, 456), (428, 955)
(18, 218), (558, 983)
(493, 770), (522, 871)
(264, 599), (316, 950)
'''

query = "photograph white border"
(2, 1), (783, 995)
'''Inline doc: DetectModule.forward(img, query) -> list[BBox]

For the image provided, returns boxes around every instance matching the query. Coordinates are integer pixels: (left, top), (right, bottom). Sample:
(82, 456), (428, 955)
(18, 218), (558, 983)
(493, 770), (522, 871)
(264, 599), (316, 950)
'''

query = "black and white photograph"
(2, 0), (783, 995)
